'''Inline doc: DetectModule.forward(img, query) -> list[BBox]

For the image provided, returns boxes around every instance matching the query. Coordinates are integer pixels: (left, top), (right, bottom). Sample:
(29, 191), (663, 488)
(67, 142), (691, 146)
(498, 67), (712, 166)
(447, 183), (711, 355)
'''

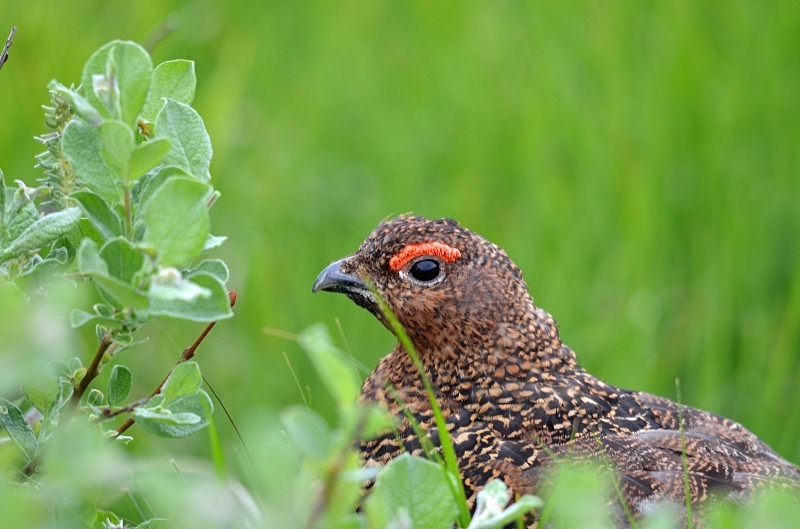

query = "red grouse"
(312, 215), (799, 524)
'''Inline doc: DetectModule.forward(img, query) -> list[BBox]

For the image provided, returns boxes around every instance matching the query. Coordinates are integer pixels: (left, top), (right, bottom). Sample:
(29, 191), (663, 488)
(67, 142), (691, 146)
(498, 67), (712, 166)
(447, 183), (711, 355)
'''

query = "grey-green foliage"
(0, 40), (232, 528)
(1, 40), (230, 325)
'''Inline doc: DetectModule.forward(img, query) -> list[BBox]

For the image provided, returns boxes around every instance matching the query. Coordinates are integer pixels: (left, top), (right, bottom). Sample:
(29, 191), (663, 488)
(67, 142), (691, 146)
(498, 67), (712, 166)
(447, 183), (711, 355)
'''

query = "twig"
(113, 290), (237, 438)
(71, 331), (115, 407)
(0, 27), (16, 73)
(95, 397), (151, 422)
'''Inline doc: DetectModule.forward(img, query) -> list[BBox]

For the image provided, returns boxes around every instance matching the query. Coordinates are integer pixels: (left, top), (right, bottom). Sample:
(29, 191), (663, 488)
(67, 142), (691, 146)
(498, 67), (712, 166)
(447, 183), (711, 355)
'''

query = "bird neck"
(405, 304), (579, 384)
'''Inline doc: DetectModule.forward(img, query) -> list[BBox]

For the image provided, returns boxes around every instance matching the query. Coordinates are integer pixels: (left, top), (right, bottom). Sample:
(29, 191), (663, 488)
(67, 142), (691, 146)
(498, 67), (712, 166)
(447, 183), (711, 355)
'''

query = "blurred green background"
(2, 0), (798, 469)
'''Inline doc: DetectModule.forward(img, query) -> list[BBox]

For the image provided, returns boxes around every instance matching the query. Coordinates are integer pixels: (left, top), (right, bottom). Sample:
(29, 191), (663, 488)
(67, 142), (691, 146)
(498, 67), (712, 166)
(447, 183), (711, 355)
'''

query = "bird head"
(313, 215), (543, 354)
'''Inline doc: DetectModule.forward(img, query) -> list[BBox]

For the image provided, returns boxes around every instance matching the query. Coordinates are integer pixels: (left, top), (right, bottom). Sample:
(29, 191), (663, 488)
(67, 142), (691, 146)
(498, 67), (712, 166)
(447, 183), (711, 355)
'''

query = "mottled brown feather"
(314, 215), (800, 526)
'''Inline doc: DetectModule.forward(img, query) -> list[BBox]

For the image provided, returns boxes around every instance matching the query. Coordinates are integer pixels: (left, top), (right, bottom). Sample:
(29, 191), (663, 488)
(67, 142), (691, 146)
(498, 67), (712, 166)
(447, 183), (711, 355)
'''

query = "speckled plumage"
(313, 215), (800, 525)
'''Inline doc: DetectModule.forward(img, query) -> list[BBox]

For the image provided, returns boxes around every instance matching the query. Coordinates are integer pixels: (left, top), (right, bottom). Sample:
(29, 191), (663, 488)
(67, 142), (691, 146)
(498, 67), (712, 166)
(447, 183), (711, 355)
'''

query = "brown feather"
(314, 215), (800, 527)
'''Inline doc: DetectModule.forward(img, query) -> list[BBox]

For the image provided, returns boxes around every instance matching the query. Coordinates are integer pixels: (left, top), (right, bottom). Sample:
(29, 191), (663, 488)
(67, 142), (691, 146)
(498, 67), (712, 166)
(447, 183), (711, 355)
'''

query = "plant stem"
(113, 290), (237, 437)
(122, 186), (132, 238)
(71, 331), (115, 407)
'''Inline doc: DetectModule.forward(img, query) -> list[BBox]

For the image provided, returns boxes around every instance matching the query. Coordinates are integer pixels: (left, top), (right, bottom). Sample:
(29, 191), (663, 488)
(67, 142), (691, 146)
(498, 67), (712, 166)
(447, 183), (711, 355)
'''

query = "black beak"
(312, 258), (368, 294)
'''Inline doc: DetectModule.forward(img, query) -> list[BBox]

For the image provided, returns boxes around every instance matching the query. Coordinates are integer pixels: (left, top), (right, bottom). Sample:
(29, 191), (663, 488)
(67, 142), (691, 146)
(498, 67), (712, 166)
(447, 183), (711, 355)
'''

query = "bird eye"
(409, 259), (441, 282)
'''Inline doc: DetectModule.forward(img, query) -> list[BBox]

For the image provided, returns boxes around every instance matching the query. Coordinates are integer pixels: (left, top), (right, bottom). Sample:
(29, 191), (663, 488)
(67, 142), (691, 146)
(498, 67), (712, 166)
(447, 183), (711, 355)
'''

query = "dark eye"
(409, 259), (441, 282)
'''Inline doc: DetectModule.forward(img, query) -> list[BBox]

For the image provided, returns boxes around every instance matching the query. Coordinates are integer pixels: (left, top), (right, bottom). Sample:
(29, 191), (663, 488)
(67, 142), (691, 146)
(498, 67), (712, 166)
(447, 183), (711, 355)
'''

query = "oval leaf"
(155, 100), (212, 180)
(129, 138), (171, 182)
(161, 361), (202, 405)
(138, 176), (211, 267)
(366, 455), (458, 529)
(135, 390), (213, 438)
(147, 272), (232, 322)
(142, 60), (196, 120)
(62, 118), (119, 202)
(72, 191), (123, 240)
(81, 41), (153, 125)
(0, 207), (82, 262)
(107, 365), (133, 406)
(0, 397), (37, 461)
(98, 120), (135, 182)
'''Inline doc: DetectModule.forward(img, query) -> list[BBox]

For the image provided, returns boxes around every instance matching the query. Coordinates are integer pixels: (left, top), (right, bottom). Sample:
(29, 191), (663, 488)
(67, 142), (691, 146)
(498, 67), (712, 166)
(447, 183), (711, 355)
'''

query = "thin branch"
(113, 290), (237, 438)
(71, 331), (115, 407)
(0, 27), (16, 73)
(94, 397), (151, 422)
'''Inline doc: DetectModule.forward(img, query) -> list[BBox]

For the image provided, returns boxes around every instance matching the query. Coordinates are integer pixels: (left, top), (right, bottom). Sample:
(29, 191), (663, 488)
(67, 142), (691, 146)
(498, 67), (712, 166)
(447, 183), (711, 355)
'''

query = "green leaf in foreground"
(298, 324), (361, 410)
(366, 454), (458, 529)
(0, 397), (38, 460)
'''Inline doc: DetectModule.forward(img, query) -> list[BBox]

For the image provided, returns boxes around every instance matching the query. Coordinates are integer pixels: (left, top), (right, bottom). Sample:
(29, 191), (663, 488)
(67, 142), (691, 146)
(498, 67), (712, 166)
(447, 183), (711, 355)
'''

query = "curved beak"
(312, 258), (368, 294)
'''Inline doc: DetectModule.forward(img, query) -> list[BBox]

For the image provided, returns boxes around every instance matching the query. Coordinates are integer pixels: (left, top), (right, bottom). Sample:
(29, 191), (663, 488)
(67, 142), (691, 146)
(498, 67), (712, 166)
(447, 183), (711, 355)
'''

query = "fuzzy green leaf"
(71, 191), (122, 240)
(98, 120), (135, 182)
(62, 118), (119, 202)
(14, 248), (69, 291)
(77, 239), (148, 309)
(138, 176), (211, 267)
(76, 238), (109, 277)
(87, 388), (104, 406)
(99, 238), (145, 283)
(187, 259), (229, 283)
(133, 407), (201, 425)
(129, 138), (171, 181)
(147, 272), (232, 322)
(2, 187), (39, 243)
(142, 60), (196, 120)
(81, 41), (153, 125)
(0, 207), (82, 263)
(155, 100), (212, 180)
(24, 380), (60, 417)
(161, 362), (202, 405)
(366, 455), (458, 529)
(107, 365), (133, 406)
(135, 389), (213, 438)
(0, 397), (37, 461)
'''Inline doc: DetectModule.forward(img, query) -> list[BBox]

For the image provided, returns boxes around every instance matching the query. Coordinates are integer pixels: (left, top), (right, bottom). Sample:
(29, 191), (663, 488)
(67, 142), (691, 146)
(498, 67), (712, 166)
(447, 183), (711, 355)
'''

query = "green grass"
(1, 0), (799, 522)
